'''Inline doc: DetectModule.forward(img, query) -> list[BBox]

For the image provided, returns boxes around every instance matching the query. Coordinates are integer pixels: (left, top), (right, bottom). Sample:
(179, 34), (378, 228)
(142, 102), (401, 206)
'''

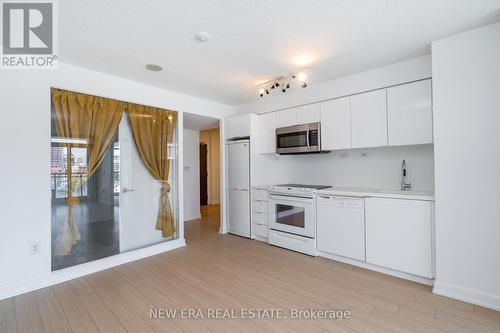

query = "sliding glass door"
(50, 89), (178, 271)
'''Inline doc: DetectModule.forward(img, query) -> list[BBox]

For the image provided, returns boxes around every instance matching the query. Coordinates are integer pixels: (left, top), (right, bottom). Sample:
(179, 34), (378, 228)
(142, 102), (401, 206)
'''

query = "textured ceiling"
(59, 0), (500, 106)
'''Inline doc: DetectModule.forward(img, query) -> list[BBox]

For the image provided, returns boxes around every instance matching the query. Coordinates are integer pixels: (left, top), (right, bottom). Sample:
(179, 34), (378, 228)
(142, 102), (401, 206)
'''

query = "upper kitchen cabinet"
(257, 112), (276, 154)
(351, 89), (388, 148)
(320, 97), (351, 150)
(296, 103), (320, 124)
(275, 108), (297, 128)
(224, 114), (251, 139)
(387, 79), (433, 146)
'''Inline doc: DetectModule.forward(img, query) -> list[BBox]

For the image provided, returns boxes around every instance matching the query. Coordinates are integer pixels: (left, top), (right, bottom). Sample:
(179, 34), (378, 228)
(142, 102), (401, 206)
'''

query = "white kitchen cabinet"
(224, 114), (251, 139)
(365, 197), (432, 278)
(296, 103), (321, 124)
(351, 89), (388, 148)
(251, 187), (269, 240)
(320, 97), (351, 150)
(387, 79), (433, 146)
(317, 195), (365, 261)
(275, 108), (297, 127)
(257, 112), (276, 154)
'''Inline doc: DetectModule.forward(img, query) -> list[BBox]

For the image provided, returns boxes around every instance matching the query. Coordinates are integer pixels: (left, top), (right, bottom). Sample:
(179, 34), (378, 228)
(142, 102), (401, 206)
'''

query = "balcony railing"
(50, 173), (88, 199)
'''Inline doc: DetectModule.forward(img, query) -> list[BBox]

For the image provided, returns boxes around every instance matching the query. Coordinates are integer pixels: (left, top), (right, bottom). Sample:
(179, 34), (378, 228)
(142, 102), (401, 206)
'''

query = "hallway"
(184, 205), (220, 243)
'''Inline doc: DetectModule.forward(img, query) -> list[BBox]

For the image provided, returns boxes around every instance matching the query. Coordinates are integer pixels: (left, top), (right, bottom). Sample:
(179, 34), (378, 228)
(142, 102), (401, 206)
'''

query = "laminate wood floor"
(2, 204), (500, 332)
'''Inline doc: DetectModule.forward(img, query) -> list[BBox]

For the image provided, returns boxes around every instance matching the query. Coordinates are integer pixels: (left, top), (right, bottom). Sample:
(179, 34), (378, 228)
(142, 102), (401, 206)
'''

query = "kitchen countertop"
(316, 187), (434, 201)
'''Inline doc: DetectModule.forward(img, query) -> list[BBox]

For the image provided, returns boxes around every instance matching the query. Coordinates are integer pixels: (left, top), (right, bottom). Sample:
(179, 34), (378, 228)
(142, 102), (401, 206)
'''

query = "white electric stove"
(267, 184), (332, 256)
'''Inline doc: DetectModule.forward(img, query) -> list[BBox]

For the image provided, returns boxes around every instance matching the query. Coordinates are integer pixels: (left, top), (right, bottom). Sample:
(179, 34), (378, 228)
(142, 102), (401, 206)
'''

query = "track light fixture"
(257, 71), (308, 98)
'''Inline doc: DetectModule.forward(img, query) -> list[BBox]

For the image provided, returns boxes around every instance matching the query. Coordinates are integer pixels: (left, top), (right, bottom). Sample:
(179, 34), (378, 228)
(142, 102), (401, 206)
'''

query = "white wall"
(0, 62), (232, 298)
(431, 22), (500, 310)
(183, 129), (201, 220)
(253, 145), (434, 191)
(235, 54), (431, 114)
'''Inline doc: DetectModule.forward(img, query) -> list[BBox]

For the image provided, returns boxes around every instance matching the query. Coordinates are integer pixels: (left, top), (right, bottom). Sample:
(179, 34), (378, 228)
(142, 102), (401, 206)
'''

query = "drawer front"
(252, 189), (268, 201)
(252, 223), (268, 238)
(252, 200), (268, 213)
(252, 211), (268, 225)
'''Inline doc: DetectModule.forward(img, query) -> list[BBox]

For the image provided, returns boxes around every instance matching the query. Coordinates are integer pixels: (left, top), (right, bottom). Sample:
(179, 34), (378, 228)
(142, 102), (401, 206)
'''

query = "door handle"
(122, 188), (136, 193)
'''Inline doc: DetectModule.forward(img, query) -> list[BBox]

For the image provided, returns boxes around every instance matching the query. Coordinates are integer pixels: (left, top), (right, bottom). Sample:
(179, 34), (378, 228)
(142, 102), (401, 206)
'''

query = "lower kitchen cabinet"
(251, 188), (269, 240)
(365, 197), (433, 278)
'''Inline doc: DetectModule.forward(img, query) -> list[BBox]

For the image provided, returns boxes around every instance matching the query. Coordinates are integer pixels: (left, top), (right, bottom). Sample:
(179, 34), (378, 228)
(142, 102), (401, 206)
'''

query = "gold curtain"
(126, 103), (177, 237)
(51, 88), (124, 255)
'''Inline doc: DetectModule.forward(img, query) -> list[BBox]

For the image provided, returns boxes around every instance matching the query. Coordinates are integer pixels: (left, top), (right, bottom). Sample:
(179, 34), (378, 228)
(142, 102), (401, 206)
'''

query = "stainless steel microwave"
(276, 122), (323, 154)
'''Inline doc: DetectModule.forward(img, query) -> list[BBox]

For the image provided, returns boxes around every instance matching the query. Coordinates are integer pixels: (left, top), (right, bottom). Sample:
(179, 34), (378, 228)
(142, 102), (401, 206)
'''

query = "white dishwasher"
(317, 195), (366, 261)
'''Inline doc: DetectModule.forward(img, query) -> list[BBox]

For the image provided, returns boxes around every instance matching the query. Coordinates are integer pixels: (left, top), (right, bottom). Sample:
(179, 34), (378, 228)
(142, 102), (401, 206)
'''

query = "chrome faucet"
(401, 160), (412, 191)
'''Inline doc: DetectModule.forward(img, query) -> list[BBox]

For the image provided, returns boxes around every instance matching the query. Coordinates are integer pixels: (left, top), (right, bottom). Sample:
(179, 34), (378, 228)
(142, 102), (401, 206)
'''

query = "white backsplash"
(253, 144), (434, 191)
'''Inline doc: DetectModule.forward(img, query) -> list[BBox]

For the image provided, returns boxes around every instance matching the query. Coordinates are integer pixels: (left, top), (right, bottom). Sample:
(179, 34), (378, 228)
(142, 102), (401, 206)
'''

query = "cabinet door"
(320, 97), (351, 150)
(224, 114), (250, 139)
(257, 112), (276, 154)
(276, 108), (297, 127)
(351, 89), (388, 148)
(365, 198), (432, 278)
(387, 79), (433, 146)
(296, 104), (320, 124)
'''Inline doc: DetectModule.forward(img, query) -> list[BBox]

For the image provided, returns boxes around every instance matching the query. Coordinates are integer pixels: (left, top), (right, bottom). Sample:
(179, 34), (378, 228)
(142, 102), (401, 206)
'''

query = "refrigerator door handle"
(229, 187), (248, 192)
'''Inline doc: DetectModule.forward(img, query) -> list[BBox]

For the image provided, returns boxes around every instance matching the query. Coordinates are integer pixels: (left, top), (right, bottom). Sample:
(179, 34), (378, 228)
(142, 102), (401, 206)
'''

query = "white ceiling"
(184, 112), (219, 131)
(59, 0), (500, 106)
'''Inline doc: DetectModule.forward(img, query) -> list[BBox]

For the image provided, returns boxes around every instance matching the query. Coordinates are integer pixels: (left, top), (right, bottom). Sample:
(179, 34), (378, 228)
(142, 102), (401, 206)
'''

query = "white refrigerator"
(226, 139), (251, 238)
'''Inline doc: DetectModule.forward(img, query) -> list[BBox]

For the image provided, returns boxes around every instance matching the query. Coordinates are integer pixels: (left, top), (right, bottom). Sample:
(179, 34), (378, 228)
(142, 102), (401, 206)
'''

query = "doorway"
(200, 143), (208, 206)
(183, 112), (221, 241)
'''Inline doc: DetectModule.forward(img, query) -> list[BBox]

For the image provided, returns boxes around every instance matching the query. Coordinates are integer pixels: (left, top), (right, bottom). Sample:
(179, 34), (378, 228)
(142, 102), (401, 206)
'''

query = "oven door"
(268, 194), (315, 238)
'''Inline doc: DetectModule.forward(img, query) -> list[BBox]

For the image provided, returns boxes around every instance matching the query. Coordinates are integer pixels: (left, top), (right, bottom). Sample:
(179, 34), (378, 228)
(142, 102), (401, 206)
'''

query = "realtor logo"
(1, 0), (57, 68)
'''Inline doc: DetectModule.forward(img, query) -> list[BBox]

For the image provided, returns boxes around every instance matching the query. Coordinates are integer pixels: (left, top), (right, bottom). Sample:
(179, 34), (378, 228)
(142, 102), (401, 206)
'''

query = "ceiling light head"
(302, 82), (307, 88)
(194, 32), (211, 42)
(259, 87), (265, 97)
(296, 72), (307, 82)
(145, 64), (162, 72)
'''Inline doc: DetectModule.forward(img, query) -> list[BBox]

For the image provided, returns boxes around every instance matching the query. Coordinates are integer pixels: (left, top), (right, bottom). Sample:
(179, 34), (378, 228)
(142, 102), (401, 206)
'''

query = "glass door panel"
(51, 102), (178, 271)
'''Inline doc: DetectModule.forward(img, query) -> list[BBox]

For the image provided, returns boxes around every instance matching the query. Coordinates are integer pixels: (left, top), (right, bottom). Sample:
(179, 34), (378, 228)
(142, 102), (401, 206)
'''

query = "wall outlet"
(30, 240), (41, 255)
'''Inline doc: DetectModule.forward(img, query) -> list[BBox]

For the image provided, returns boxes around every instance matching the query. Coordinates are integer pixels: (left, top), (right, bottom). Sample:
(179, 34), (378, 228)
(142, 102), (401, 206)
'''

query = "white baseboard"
(433, 280), (500, 311)
(318, 251), (434, 286)
(184, 212), (201, 221)
(0, 238), (186, 301)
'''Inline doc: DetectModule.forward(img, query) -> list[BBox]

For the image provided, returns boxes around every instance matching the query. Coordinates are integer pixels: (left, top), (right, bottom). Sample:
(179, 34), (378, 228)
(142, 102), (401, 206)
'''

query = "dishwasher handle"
(317, 195), (364, 208)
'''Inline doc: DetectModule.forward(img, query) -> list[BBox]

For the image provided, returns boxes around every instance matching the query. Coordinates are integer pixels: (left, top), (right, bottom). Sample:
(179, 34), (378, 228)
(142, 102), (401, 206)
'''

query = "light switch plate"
(30, 240), (41, 255)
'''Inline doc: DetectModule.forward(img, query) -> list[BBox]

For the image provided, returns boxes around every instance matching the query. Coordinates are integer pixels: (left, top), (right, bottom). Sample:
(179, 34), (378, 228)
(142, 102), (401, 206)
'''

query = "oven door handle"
(269, 194), (313, 203)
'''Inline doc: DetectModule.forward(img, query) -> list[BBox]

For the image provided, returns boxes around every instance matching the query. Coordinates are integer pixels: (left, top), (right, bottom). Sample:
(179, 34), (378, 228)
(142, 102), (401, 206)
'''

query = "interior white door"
(119, 117), (167, 252)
